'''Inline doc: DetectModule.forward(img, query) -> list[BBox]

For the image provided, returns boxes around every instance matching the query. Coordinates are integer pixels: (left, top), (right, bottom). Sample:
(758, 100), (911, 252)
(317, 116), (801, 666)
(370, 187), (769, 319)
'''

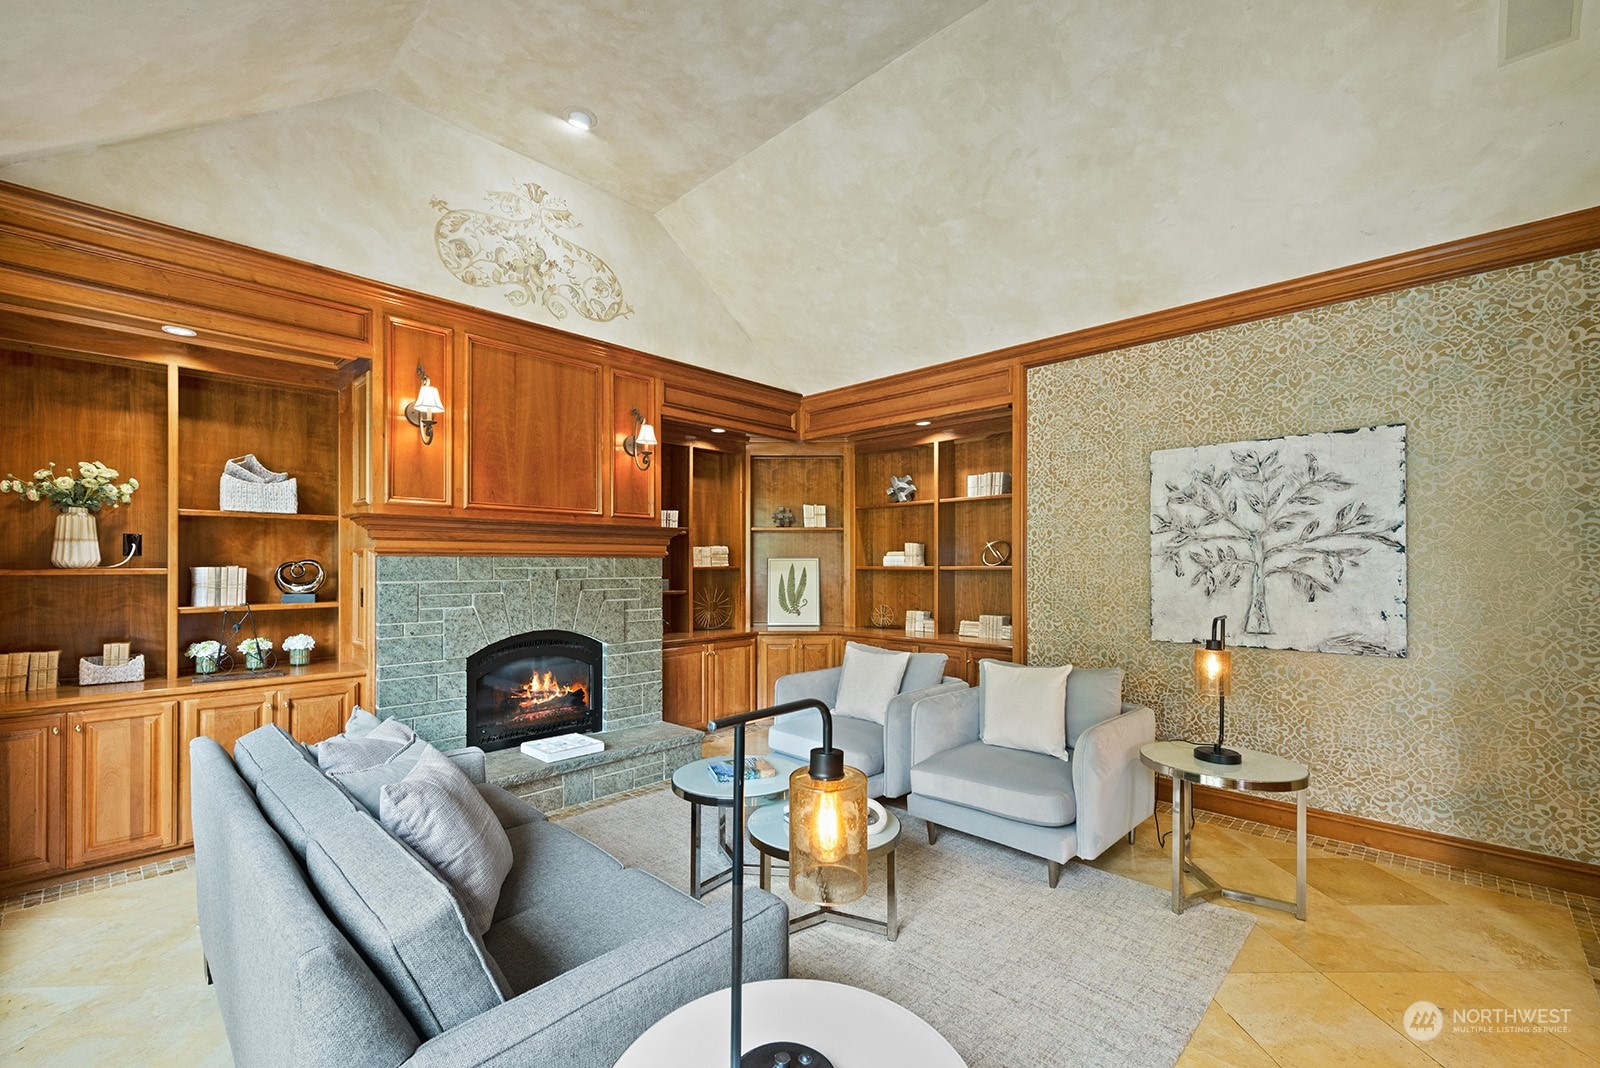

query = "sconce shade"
(1194, 647), (1232, 697)
(634, 421), (657, 448)
(788, 764), (868, 905)
(413, 382), (445, 414)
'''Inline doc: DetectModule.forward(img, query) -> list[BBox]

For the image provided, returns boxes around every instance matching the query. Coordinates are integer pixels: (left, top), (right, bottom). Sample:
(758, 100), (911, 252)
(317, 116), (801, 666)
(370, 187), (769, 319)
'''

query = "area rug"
(556, 786), (1254, 1068)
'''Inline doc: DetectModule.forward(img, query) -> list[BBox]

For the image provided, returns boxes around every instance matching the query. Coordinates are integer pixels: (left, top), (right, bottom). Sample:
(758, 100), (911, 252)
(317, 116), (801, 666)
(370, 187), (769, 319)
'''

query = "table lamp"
(1194, 615), (1242, 765)
(706, 698), (868, 1068)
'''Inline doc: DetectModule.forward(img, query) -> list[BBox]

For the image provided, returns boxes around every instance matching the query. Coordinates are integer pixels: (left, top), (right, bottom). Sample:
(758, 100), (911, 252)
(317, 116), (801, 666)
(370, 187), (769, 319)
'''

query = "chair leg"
(926, 822), (940, 845)
(1047, 860), (1062, 888)
(204, 956), (213, 986)
(1128, 828), (1136, 845)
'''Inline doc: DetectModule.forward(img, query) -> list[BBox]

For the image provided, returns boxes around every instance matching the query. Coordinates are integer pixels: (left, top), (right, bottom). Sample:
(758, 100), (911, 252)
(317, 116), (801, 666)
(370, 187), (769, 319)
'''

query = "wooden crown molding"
(1158, 780), (1600, 899)
(801, 204), (1600, 431)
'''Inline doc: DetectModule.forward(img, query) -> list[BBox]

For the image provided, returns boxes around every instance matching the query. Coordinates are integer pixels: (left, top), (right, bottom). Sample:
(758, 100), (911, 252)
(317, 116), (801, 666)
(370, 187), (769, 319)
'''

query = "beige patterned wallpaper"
(1026, 252), (1598, 864)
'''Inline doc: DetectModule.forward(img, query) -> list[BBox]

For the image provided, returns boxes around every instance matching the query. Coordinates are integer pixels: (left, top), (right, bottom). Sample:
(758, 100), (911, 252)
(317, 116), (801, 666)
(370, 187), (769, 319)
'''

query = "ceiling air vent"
(1500, 0), (1581, 64)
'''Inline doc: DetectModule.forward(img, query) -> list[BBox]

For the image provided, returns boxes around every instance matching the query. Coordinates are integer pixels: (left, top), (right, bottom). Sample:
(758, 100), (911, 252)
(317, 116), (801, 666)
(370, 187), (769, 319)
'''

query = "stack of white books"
(520, 733), (605, 762)
(965, 472), (1013, 497)
(692, 545), (731, 566)
(905, 609), (935, 636)
(802, 504), (828, 527)
(660, 509), (680, 528)
(881, 542), (926, 567)
(192, 566), (249, 607)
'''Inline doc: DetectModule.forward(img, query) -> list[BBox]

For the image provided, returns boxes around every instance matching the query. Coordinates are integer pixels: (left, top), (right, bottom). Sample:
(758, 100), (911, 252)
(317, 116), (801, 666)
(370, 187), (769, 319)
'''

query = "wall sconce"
(404, 365), (445, 446)
(622, 407), (657, 470)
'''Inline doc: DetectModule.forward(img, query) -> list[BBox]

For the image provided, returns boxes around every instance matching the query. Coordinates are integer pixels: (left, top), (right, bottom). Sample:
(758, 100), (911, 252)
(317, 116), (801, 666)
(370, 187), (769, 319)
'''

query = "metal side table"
(671, 754), (802, 899)
(1139, 740), (1310, 920)
(748, 802), (903, 941)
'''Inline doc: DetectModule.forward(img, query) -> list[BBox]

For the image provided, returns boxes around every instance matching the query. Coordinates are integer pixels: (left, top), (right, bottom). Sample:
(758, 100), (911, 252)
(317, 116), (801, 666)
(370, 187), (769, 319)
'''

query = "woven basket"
(79, 654), (146, 686)
(220, 454), (297, 514)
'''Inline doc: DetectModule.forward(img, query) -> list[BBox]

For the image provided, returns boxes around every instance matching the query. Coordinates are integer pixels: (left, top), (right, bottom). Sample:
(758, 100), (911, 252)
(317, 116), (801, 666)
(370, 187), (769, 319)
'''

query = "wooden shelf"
(857, 565), (935, 572)
(0, 567), (169, 577)
(178, 509), (339, 522)
(752, 524), (851, 534)
(178, 602), (339, 615)
(940, 565), (1012, 571)
(856, 500), (934, 511)
(938, 493), (1012, 504)
(691, 564), (741, 571)
(663, 589), (688, 596)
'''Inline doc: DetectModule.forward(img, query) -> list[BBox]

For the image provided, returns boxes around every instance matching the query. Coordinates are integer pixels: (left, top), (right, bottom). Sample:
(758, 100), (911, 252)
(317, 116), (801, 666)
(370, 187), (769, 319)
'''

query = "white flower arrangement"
(237, 637), (273, 656)
(282, 633), (316, 651)
(1, 461), (138, 513)
(185, 640), (223, 659)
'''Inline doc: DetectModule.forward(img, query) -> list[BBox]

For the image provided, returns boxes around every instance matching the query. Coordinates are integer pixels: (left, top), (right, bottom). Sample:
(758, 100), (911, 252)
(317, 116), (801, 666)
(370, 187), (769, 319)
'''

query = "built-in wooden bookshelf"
(749, 443), (848, 629)
(659, 434), (746, 636)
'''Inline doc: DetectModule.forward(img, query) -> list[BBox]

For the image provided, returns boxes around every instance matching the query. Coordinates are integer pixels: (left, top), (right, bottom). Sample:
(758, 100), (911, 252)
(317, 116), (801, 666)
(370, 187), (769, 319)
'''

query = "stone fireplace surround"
(375, 555), (700, 810)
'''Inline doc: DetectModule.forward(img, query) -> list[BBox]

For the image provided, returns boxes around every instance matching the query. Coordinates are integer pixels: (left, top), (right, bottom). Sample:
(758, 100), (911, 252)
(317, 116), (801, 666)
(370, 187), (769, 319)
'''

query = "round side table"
(614, 979), (967, 1067)
(1139, 740), (1310, 920)
(747, 802), (903, 940)
(672, 754), (803, 899)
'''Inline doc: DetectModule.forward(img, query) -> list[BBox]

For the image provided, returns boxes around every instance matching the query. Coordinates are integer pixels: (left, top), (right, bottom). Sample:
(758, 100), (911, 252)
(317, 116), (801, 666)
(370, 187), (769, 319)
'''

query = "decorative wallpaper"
(1027, 252), (1598, 864)
(432, 181), (633, 322)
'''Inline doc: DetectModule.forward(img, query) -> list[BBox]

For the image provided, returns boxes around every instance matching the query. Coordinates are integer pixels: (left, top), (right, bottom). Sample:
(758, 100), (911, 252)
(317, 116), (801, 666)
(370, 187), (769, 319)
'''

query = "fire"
(513, 670), (588, 707)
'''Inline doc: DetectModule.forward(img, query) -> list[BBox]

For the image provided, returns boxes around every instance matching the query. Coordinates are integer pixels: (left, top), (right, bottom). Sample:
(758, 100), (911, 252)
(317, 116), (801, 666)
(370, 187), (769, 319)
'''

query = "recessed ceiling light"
(914, 420), (932, 427)
(564, 109), (596, 132)
(710, 427), (726, 434)
(161, 324), (198, 337)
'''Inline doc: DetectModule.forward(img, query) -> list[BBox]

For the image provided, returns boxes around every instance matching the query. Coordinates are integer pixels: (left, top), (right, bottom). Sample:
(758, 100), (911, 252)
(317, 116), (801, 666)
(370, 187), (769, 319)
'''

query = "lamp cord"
(1153, 738), (1212, 847)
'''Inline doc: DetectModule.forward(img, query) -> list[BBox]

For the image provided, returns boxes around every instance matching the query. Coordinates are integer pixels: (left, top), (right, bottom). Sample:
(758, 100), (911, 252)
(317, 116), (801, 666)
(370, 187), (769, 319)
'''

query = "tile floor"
(2, 728), (1595, 1066)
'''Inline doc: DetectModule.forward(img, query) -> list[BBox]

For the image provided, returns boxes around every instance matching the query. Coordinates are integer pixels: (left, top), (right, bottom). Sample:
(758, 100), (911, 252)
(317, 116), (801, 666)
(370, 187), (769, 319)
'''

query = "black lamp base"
(1194, 744), (1242, 765)
(741, 1041), (834, 1067)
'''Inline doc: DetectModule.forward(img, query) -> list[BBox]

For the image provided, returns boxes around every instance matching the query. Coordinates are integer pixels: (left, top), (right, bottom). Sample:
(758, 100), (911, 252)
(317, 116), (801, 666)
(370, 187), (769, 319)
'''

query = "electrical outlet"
(123, 533), (143, 558)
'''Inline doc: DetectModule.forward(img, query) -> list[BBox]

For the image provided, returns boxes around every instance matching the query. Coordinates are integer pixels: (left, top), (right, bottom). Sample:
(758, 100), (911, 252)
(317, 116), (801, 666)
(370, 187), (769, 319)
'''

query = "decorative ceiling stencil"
(431, 182), (632, 323)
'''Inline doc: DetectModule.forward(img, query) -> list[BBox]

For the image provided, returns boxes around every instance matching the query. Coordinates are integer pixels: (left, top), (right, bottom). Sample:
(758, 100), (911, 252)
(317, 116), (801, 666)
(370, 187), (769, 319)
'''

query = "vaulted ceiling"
(0, 0), (985, 211)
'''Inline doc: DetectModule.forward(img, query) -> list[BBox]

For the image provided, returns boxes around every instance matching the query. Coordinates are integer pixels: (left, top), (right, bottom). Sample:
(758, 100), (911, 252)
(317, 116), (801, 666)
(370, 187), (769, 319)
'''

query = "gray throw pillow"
(1066, 666), (1125, 748)
(842, 641), (946, 694)
(345, 705), (381, 738)
(979, 660), (1072, 760)
(316, 717), (416, 774)
(330, 737), (435, 814)
(834, 643), (911, 724)
(379, 746), (513, 937)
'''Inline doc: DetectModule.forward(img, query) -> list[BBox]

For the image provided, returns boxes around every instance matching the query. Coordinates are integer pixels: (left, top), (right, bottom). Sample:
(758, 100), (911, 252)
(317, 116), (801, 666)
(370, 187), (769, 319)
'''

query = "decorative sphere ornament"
(887, 474), (917, 503)
(274, 559), (326, 595)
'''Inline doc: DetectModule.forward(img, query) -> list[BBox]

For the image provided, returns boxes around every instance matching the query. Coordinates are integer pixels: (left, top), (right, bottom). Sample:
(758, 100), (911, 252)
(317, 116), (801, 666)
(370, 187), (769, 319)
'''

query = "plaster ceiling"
(0, 0), (985, 210)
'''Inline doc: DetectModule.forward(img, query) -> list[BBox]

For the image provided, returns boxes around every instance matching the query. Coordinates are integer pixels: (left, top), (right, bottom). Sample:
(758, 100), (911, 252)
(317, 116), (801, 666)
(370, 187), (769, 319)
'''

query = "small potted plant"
(1, 461), (139, 568)
(283, 633), (315, 667)
(238, 636), (273, 671)
(185, 640), (223, 675)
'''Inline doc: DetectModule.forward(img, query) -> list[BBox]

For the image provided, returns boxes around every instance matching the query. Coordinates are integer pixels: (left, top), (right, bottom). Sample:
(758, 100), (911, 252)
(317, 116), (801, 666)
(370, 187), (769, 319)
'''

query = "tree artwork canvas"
(1150, 424), (1407, 656)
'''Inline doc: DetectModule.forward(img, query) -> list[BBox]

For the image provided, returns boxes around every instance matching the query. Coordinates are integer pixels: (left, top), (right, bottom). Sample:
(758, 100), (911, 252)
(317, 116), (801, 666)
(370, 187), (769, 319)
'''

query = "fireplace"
(466, 630), (604, 751)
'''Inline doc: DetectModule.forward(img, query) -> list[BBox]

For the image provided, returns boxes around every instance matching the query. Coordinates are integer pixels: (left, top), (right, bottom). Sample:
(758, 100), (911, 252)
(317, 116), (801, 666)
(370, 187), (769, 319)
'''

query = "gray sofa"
(192, 725), (788, 1067)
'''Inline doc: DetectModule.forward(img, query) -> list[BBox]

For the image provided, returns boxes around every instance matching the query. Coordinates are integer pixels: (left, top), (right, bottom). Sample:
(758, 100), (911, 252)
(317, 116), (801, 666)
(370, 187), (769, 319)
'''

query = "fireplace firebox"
(466, 630), (604, 751)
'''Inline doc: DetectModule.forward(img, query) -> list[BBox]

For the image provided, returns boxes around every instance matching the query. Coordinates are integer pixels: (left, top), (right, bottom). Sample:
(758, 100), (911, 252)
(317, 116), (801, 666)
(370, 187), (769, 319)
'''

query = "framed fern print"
(766, 557), (821, 628)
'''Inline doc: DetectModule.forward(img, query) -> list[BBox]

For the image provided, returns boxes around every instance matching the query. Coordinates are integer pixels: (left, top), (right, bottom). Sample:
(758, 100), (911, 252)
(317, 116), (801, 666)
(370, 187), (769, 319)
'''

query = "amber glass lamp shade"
(788, 764), (868, 905)
(1193, 646), (1232, 698)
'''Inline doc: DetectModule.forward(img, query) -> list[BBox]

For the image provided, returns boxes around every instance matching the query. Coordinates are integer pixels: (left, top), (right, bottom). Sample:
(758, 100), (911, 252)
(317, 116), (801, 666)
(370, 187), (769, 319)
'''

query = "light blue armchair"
(907, 664), (1155, 886)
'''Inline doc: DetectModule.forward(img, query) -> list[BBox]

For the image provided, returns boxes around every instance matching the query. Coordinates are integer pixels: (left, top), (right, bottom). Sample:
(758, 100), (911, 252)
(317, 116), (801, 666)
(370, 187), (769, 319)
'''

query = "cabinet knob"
(51, 726), (60, 735)
(74, 724), (83, 732)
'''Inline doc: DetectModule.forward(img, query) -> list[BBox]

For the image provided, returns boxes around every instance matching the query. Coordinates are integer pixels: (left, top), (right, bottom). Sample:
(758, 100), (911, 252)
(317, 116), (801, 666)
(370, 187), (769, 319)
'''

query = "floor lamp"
(705, 698), (868, 1068)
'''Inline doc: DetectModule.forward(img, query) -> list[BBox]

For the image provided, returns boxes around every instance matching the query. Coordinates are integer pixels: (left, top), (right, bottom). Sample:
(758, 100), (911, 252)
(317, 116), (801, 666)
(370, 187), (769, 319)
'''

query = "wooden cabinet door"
(66, 701), (177, 869)
(662, 645), (708, 728)
(0, 713), (66, 884)
(707, 639), (755, 721)
(276, 679), (360, 745)
(178, 691), (275, 845)
(759, 634), (844, 706)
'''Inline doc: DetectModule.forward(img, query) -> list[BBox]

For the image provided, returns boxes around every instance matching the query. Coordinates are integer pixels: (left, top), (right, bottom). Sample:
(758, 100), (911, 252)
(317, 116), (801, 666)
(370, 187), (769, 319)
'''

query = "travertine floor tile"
(1277, 856), (1447, 906)
(1213, 971), (1437, 1067)
(1229, 927), (1315, 973)
(1349, 902), (1586, 973)
(1175, 1001), (1277, 1068)
(1458, 967), (1600, 1062)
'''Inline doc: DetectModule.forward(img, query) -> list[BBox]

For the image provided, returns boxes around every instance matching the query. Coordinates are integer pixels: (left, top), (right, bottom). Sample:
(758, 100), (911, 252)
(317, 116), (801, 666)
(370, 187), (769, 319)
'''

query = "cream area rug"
(556, 786), (1254, 1068)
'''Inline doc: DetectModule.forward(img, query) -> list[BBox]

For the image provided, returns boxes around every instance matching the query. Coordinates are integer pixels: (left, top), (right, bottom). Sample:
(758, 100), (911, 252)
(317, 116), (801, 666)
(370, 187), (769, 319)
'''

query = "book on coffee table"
(706, 757), (778, 784)
(520, 733), (605, 762)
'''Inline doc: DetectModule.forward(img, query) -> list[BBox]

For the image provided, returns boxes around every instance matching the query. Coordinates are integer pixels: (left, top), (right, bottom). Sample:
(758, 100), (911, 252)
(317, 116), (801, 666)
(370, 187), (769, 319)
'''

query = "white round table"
(615, 979), (967, 1067)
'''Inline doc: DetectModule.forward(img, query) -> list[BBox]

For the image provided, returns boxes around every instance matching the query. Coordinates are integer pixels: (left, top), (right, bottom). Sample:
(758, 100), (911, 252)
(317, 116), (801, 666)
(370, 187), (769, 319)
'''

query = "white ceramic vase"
(50, 506), (101, 568)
